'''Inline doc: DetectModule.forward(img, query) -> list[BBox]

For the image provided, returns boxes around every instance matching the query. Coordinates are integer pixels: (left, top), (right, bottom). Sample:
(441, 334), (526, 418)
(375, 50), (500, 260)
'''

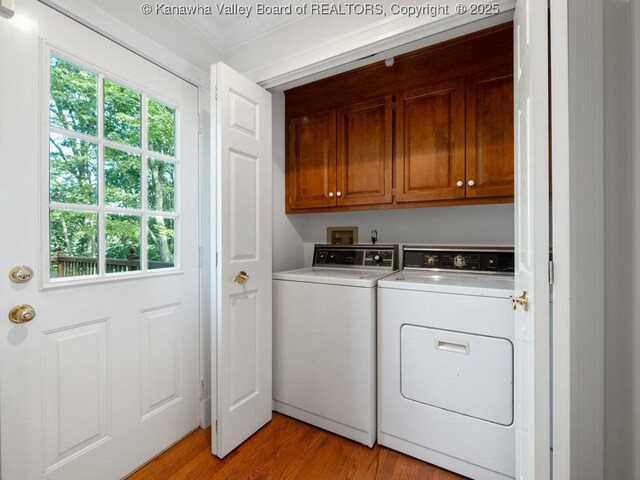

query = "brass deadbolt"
(9, 266), (33, 284)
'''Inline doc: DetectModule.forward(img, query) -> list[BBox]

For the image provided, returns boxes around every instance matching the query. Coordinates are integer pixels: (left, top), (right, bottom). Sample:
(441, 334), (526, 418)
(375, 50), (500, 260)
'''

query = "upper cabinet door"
(395, 79), (466, 203)
(336, 96), (393, 206)
(466, 67), (514, 198)
(287, 110), (336, 210)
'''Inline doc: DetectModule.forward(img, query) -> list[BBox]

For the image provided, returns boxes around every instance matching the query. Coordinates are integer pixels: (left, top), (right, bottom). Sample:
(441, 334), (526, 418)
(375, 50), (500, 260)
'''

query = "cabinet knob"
(328, 192), (334, 198)
(456, 181), (463, 188)
(468, 180), (475, 187)
(336, 191), (342, 197)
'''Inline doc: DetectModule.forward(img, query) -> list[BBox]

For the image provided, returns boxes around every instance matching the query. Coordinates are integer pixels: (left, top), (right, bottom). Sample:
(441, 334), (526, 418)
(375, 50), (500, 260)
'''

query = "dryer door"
(401, 325), (513, 425)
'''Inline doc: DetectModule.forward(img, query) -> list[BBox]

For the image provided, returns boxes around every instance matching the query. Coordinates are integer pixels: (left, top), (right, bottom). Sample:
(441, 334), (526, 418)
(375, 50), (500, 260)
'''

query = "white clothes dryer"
(378, 245), (516, 480)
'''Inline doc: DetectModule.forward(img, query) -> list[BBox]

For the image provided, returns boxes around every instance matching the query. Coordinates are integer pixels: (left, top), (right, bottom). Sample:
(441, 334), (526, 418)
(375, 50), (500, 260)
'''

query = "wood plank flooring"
(128, 413), (467, 480)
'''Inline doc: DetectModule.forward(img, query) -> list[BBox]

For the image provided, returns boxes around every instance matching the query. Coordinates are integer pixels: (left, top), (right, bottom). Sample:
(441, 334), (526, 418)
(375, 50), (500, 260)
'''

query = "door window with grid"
(48, 54), (178, 280)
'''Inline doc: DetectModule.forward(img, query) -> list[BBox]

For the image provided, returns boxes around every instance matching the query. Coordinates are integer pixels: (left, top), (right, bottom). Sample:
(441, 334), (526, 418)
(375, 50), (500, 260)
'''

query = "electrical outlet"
(0, 0), (15, 19)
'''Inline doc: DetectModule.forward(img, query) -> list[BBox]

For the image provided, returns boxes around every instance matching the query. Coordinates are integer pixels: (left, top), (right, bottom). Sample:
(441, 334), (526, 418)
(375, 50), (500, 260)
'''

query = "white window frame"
(41, 43), (183, 289)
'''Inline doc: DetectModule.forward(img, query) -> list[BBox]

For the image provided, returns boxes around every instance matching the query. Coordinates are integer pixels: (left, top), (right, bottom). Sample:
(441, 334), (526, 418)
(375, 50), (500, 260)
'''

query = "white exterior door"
(513, 1), (551, 479)
(211, 62), (272, 458)
(0, 2), (201, 479)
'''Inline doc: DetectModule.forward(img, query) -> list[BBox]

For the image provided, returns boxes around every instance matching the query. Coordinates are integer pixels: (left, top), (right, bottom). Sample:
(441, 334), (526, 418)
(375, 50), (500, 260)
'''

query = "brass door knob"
(509, 291), (529, 311)
(9, 304), (36, 323)
(233, 271), (250, 284)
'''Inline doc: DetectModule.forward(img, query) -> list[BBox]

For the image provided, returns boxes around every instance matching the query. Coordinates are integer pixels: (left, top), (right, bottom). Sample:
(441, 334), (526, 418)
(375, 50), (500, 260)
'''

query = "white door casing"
(211, 62), (272, 458)
(0, 2), (200, 479)
(513, 1), (551, 479)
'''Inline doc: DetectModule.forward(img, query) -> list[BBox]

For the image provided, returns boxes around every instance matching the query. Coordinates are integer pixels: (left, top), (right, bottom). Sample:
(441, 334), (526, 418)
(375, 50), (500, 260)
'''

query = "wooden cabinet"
(284, 23), (514, 214)
(337, 96), (393, 207)
(287, 97), (393, 212)
(395, 79), (466, 203)
(466, 67), (514, 198)
(287, 110), (336, 210)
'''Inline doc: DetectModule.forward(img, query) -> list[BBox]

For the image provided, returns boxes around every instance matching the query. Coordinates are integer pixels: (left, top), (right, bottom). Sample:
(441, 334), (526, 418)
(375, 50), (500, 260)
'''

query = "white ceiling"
(83, 0), (310, 70)
(53, 0), (515, 87)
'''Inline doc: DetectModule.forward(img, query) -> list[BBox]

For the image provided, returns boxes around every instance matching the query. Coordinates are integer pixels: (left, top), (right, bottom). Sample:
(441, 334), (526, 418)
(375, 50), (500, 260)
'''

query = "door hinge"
(392, 187), (397, 197)
(548, 260), (554, 285)
(215, 420), (218, 433)
(198, 246), (203, 267)
(214, 85), (218, 100)
(199, 379), (204, 399)
(392, 101), (397, 111)
(216, 252), (219, 266)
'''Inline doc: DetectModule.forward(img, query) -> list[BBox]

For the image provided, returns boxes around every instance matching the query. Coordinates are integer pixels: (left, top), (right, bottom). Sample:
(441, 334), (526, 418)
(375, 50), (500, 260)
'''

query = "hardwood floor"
(128, 413), (467, 480)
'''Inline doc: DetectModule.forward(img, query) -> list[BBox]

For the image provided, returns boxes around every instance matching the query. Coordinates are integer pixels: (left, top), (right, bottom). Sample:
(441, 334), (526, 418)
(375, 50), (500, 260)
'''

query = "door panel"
(229, 291), (258, 406)
(466, 67), (515, 198)
(230, 150), (258, 260)
(141, 305), (180, 417)
(337, 96), (393, 206)
(43, 320), (110, 470)
(213, 62), (272, 459)
(514, 0), (551, 477)
(0, 2), (200, 478)
(287, 110), (336, 210)
(395, 79), (466, 202)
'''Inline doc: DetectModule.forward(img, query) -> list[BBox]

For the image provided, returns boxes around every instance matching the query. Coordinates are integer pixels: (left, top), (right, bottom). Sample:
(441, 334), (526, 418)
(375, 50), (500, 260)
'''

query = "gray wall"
(272, 92), (305, 272)
(603, 1), (634, 479)
(291, 203), (514, 247)
(632, 1), (640, 478)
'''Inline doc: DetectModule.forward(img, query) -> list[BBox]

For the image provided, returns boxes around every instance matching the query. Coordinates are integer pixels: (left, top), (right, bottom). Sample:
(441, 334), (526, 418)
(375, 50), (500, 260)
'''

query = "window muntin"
(48, 54), (179, 280)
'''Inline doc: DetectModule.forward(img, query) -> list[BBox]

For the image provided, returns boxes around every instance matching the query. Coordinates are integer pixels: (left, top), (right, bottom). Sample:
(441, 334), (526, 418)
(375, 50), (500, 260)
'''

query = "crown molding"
(173, 14), (226, 52)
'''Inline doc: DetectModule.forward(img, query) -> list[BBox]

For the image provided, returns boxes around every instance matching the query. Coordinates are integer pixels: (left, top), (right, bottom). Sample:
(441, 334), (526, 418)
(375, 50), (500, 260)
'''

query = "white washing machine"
(378, 246), (516, 480)
(273, 244), (398, 447)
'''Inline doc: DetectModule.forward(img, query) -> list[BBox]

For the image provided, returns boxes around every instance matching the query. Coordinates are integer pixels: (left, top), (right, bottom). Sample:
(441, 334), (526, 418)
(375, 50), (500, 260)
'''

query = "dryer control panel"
(403, 246), (514, 273)
(313, 244), (399, 270)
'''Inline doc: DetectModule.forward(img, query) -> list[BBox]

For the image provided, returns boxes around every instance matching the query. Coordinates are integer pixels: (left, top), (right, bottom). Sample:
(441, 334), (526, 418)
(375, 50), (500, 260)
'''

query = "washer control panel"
(313, 244), (398, 270)
(403, 246), (514, 273)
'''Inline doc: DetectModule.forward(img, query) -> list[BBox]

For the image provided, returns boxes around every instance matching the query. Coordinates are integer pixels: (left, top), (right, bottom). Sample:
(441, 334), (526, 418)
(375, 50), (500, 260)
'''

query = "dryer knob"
(453, 255), (467, 268)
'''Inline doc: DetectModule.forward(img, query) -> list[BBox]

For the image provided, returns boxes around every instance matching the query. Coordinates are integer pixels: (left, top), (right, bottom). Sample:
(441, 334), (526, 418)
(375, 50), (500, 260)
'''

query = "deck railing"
(50, 250), (172, 277)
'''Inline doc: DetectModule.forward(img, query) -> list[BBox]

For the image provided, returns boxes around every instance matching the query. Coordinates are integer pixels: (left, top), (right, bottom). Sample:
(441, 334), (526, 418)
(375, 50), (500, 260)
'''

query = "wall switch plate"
(0, 0), (15, 19)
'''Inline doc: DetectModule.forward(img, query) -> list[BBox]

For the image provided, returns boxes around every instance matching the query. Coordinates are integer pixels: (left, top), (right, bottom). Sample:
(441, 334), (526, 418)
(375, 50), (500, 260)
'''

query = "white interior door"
(0, 2), (201, 479)
(211, 62), (272, 458)
(514, 1), (551, 479)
